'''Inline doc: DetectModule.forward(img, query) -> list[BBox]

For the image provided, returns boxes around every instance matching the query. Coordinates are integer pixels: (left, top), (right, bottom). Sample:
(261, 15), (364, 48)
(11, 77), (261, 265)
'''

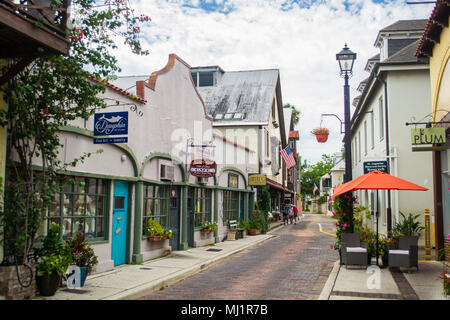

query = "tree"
(0, 0), (150, 265)
(283, 103), (300, 125)
(300, 154), (334, 200)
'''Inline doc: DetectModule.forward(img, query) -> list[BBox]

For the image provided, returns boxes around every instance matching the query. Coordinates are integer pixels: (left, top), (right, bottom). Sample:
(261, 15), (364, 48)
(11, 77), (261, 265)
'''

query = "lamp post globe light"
(336, 44), (356, 184)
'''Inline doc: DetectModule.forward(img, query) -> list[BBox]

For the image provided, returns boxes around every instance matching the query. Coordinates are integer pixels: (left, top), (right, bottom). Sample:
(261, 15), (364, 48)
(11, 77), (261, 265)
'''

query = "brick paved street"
(139, 213), (338, 300)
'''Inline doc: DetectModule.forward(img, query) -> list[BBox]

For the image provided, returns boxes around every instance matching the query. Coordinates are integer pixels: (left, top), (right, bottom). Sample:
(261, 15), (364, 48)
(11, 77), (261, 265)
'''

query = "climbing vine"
(0, 0), (150, 264)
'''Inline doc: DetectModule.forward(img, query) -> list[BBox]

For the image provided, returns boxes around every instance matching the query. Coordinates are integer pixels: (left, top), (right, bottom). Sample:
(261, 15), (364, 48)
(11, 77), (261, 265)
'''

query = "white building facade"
(350, 20), (434, 244)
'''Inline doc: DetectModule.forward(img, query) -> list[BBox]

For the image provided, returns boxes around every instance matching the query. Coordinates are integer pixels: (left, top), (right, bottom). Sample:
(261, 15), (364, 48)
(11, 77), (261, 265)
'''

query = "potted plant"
(437, 247), (450, 298)
(248, 212), (262, 235)
(378, 235), (392, 268)
(311, 127), (329, 143)
(392, 212), (424, 237)
(34, 224), (72, 296)
(200, 221), (217, 234)
(65, 232), (98, 287)
(146, 218), (166, 241)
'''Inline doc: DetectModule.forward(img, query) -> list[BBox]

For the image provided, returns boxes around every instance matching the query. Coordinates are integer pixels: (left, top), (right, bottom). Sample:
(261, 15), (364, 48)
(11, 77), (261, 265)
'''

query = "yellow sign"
(248, 174), (266, 186)
(424, 209), (431, 255)
(411, 128), (446, 145)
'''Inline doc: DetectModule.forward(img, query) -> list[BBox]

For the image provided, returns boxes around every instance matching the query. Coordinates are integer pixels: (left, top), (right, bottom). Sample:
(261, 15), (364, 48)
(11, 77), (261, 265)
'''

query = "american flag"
(280, 146), (296, 169)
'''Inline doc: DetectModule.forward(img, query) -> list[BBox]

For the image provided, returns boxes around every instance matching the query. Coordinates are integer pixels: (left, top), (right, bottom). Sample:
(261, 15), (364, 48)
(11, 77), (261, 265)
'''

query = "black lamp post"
(336, 44), (356, 233)
(336, 44), (356, 184)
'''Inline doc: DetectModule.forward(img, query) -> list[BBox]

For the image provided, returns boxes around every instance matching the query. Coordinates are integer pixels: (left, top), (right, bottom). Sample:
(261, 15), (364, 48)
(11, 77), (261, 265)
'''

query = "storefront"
(416, 0), (450, 260)
(12, 54), (254, 274)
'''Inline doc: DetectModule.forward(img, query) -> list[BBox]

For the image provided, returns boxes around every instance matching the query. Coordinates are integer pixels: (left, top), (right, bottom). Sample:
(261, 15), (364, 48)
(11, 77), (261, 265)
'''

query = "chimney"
(136, 80), (145, 100)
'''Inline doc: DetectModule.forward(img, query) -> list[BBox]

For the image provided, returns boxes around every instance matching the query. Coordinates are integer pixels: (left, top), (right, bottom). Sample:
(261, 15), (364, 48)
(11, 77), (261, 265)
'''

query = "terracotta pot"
(148, 236), (164, 242)
(314, 133), (329, 143)
(201, 229), (211, 234)
(248, 228), (261, 235)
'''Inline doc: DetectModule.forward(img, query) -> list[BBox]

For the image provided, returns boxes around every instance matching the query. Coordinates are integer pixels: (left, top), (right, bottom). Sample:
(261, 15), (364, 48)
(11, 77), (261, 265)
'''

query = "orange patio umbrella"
(332, 170), (428, 198)
(332, 170), (428, 266)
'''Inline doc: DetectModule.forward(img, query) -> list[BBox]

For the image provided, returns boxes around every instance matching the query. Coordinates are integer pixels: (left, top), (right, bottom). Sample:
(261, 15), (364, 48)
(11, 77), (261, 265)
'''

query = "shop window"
(143, 184), (169, 236)
(192, 188), (212, 228)
(37, 176), (108, 241)
(228, 173), (239, 189)
(223, 190), (239, 222)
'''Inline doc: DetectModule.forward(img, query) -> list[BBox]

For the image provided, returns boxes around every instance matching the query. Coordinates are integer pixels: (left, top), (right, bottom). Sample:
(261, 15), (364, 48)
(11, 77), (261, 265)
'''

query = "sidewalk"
(319, 250), (449, 300)
(34, 220), (284, 300)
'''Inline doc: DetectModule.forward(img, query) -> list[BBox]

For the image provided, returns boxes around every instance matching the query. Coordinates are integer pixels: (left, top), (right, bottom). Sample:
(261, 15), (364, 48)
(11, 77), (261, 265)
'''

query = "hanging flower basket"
(311, 127), (329, 143)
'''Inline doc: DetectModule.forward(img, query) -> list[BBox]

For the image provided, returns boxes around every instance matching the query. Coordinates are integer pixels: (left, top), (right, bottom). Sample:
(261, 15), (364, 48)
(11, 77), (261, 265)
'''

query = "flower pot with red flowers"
(311, 127), (329, 143)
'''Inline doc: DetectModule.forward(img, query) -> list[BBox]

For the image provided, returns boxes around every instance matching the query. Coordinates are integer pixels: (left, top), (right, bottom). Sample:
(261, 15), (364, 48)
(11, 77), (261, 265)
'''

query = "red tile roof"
(289, 130), (299, 140)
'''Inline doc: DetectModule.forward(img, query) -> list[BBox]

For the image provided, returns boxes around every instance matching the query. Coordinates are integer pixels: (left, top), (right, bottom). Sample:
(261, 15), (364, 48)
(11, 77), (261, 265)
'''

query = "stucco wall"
(430, 16), (450, 122)
(351, 68), (434, 244)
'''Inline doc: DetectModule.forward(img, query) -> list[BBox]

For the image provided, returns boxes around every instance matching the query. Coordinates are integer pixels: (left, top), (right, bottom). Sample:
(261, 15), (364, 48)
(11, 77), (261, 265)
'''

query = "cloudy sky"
(111, 0), (431, 165)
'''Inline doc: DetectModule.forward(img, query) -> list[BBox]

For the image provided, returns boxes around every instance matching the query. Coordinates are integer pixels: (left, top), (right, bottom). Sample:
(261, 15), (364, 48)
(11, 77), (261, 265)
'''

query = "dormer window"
(224, 113), (233, 120)
(215, 114), (223, 120)
(191, 71), (215, 87)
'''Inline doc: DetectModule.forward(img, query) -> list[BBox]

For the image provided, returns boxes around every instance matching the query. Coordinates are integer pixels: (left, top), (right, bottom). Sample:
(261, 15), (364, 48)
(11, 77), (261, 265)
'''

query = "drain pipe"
(376, 74), (392, 232)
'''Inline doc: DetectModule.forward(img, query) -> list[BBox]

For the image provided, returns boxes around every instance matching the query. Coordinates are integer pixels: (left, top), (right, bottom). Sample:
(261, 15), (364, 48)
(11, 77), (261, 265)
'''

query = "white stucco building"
(350, 20), (434, 244)
(28, 54), (255, 273)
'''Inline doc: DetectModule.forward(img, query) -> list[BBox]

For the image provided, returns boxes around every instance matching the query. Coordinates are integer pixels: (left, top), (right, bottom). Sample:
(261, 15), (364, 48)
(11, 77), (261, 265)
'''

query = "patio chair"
(341, 233), (369, 269)
(388, 235), (419, 271)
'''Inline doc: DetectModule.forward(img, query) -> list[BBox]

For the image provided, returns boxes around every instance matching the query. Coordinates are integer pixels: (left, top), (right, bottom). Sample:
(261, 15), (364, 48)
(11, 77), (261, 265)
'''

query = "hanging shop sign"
(248, 174), (267, 186)
(363, 161), (388, 174)
(411, 127), (446, 151)
(93, 111), (128, 144)
(411, 128), (446, 145)
(189, 160), (217, 178)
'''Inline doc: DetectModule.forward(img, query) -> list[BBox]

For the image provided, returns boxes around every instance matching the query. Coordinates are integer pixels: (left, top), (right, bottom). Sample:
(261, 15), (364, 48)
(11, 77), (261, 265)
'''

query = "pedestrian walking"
(293, 206), (298, 224)
(288, 206), (294, 224)
(282, 204), (289, 225)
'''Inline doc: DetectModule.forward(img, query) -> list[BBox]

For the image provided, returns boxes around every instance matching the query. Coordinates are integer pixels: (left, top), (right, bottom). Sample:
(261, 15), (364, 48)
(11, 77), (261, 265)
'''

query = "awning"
(266, 179), (295, 194)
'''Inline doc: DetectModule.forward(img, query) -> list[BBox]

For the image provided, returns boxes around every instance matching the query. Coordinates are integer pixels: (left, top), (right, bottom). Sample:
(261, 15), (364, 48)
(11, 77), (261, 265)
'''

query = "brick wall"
(0, 265), (36, 300)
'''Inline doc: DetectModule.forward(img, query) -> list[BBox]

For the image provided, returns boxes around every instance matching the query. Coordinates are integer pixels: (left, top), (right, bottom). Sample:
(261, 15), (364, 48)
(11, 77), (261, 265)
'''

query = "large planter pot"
(381, 255), (389, 268)
(248, 228), (261, 235)
(201, 229), (211, 234)
(80, 266), (88, 287)
(36, 271), (61, 297)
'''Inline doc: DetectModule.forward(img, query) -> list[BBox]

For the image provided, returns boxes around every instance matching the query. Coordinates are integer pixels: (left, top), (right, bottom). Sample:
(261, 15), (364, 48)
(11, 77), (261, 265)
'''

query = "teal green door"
(112, 181), (128, 266)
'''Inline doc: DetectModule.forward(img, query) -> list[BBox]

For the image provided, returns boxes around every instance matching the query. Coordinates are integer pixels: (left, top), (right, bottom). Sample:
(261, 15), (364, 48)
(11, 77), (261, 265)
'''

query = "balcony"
(0, 0), (71, 59)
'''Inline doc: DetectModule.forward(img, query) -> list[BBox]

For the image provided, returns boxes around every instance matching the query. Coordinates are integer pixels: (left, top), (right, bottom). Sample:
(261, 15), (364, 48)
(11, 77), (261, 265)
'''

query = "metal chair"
(341, 233), (369, 269)
(388, 236), (419, 271)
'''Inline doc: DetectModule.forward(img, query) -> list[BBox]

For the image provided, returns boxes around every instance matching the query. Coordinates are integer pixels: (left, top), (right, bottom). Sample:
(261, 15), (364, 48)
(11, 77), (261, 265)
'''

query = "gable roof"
(196, 69), (280, 124)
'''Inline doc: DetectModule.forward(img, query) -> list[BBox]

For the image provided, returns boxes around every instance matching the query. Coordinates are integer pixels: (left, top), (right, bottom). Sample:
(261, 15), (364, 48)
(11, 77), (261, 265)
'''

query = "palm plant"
(392, 212), (424, 237)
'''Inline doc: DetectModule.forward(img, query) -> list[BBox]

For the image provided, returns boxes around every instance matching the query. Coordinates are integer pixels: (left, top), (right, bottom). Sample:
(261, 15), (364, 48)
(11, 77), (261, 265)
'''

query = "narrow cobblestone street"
(139, 213), (338, 300)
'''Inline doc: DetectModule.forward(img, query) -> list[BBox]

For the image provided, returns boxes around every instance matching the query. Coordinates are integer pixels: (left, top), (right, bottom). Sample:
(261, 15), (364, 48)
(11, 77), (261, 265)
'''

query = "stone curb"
(318, 260), (340, 300)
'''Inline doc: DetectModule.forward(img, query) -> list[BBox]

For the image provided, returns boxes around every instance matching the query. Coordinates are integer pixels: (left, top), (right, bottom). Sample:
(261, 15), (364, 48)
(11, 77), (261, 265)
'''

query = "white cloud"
(112, 0), (431, 164)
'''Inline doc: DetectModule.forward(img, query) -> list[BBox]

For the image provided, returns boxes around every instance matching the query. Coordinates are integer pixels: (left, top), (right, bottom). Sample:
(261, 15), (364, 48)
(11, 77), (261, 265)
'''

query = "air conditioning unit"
(160, 164), (174, 181)
(197, 177), (208, 185)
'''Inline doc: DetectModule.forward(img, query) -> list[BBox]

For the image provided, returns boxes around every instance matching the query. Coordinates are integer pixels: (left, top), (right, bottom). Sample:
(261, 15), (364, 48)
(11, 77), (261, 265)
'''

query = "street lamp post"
(336, 44), (356, 232)
(336, 44), (356, 184)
